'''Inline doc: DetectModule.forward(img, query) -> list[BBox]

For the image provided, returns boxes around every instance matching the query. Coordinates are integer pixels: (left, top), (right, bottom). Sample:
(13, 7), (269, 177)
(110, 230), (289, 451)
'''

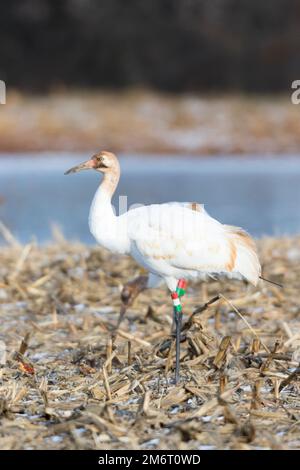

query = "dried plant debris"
(0, 234), (299, 450)
(2, 92), (300, 155)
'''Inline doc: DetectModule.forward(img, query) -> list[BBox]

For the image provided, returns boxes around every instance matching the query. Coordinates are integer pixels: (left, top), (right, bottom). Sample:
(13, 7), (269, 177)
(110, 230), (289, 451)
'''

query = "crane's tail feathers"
(259, 275), (283, 288)
(225, 226), (261, 286)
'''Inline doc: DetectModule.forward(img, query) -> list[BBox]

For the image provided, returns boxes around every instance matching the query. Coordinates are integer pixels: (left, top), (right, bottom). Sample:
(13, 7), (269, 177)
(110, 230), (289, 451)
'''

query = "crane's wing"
(124, 202), (261, 285)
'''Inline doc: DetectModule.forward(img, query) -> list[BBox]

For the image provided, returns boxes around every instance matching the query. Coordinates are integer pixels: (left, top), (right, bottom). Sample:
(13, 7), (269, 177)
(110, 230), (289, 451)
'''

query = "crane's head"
(64, 151), (119, 175)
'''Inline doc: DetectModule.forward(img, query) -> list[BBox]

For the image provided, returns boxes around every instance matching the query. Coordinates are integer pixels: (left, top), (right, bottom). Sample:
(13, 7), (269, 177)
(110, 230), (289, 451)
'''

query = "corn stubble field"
(0, 232), (299, 450)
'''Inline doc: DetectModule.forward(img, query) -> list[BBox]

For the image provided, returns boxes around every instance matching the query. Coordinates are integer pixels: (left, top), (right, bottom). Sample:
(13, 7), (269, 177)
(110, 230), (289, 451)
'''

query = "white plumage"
(85, 156), (261, 291)
(65, 150), (261, 382)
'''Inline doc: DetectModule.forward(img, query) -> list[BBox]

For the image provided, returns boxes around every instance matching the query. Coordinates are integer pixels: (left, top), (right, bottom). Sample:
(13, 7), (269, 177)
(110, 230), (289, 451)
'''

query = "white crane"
(65, 151), (262, 383)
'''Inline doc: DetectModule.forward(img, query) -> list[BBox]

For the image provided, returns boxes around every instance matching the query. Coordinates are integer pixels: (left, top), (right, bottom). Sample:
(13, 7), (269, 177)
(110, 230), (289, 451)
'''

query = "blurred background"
(0, 0), (300, 243)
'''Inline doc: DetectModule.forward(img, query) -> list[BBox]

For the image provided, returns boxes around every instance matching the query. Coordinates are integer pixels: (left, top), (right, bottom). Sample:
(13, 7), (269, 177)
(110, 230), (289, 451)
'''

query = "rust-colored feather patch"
(225, 225), (257, 251)
(189, 202), (202, 212)
(152, 254), (174, 260)
(224, 225), (261, 285)
(226, 239), (237, 271)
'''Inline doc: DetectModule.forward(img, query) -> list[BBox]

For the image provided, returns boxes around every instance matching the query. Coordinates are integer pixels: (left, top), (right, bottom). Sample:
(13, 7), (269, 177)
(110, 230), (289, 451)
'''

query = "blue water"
(0, 153), (299, 243)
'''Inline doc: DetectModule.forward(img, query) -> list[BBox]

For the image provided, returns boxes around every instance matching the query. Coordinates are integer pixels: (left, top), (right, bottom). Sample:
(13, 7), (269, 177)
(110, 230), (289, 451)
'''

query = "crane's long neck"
(89, 168), (127, 253)
(97, 169), (120, 201)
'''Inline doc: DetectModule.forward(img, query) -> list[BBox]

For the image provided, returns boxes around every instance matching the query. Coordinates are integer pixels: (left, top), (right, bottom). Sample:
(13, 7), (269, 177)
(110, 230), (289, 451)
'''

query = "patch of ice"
(51, 435), (64, 443)
(94, 306), (115, 314)
(73, 427), (86, 436)
(141, 438), (160, 448)
(74, 304), (86, 312)
(202, 415), (212, 422)
(240, 385), (252, 392)
(170, 406), (180, 414)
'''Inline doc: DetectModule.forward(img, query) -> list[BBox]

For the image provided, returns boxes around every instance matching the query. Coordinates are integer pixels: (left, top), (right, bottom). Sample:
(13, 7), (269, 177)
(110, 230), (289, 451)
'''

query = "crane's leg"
(116, 275), (148, 330)
(171, 292), (183, 384)
(171, 279), (187, 383)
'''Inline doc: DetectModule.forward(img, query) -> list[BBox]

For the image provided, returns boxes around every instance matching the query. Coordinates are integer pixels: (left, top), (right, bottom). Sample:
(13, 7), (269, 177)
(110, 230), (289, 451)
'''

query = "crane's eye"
(100, 157), (109, 168)
(92, 154), (108, 168)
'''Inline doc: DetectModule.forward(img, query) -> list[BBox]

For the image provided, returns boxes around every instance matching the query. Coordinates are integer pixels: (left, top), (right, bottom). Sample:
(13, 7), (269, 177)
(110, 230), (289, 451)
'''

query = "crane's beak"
(64, 158), (96, 175)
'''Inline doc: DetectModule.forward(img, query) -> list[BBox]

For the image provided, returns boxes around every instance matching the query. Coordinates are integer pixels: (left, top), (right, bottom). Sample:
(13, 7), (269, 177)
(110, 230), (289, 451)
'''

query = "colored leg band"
(176, 279), (187, 297)
(171, 292), (182, 313)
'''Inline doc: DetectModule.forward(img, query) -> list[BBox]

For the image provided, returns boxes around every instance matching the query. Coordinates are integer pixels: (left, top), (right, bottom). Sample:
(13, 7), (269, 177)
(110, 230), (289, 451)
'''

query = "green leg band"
(176, 287), (186, 297)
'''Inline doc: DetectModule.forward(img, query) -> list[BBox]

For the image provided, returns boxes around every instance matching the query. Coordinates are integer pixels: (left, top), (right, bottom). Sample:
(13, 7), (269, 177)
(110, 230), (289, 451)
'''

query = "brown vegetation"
(1, 91), (300, 154)
(0, 229), (299, 449)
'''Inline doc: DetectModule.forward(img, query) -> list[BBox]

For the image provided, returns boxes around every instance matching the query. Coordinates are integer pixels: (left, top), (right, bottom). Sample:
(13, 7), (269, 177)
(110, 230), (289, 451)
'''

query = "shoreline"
(0, 91), (300, 154)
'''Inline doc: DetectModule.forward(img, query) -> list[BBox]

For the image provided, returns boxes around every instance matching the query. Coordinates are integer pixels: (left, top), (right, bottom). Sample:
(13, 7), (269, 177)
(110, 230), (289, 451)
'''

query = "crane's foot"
(115, 275), (149, 332)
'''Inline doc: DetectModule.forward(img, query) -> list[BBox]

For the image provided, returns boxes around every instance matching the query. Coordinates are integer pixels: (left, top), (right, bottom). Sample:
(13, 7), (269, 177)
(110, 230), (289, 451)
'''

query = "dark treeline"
(1, 0), (300, 92)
